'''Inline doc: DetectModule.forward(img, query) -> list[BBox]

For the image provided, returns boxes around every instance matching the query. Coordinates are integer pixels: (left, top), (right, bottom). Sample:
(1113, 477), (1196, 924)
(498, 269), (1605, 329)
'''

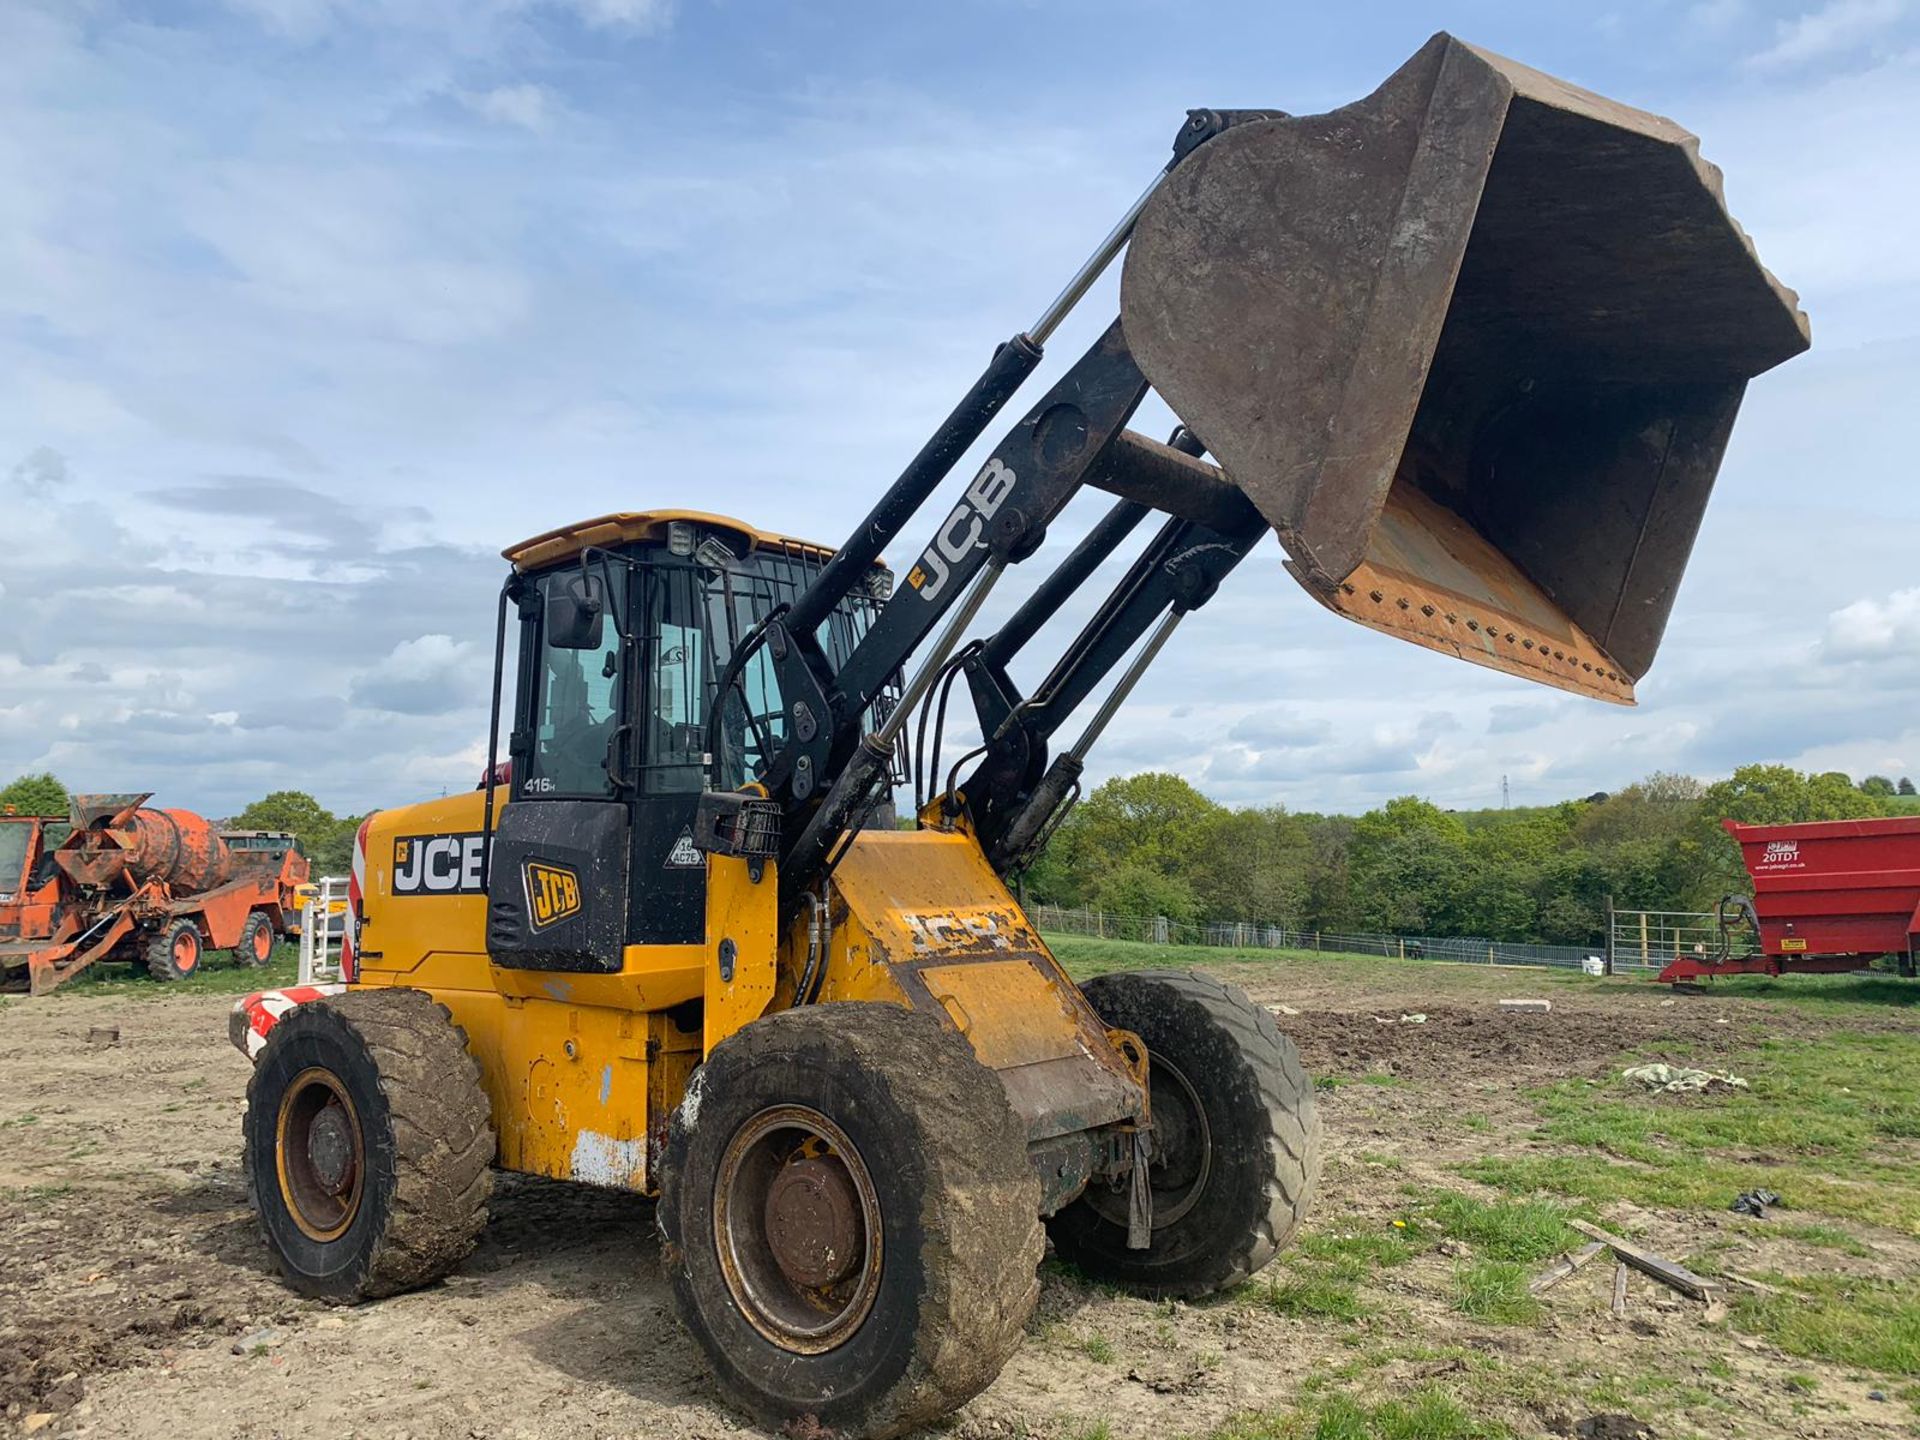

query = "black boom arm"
(702, 110), (1286, 914)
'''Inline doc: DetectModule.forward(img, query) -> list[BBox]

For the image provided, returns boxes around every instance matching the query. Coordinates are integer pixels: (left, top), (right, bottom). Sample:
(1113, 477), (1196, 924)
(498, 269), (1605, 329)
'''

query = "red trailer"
(1659, 815), (1920, 983)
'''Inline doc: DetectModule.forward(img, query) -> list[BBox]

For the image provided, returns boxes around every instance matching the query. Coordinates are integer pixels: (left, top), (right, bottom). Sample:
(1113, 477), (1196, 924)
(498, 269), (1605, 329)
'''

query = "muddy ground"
(1, 962), (1912, 1439)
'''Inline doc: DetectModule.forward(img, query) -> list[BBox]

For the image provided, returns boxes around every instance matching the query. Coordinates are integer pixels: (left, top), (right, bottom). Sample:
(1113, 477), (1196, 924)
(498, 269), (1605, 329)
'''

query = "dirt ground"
(2, 963), (1914, 1439)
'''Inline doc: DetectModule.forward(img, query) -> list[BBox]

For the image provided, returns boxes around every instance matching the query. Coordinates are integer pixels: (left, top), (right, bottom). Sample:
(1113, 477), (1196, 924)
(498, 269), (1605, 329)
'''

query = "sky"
(2, 0), (1917, 821)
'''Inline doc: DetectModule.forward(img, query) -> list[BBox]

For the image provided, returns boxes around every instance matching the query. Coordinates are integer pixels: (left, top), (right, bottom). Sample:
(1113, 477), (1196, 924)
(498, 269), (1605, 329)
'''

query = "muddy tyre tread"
(1052, 968), (1321, 1298)
(659, 1002), (1044, 1440)
(235, 910), (275, 967)
(245, 987), (494, 1301)
(145, 919), (201, 982)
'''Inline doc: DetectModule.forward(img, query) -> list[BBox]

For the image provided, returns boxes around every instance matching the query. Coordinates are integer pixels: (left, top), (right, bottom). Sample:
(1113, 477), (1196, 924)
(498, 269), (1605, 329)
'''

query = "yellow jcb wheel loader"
(233, 34), (1808, 1439)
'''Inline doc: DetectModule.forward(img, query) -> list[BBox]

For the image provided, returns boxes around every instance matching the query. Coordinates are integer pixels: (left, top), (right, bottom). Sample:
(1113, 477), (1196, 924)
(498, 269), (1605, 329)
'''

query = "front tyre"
(658, 1003), (1043, 1440)
(1049, 970), (1321, 1298)
(145, 919), (202, 980)
(244, 988), (494, 1302)
(235, 910), (276, 967)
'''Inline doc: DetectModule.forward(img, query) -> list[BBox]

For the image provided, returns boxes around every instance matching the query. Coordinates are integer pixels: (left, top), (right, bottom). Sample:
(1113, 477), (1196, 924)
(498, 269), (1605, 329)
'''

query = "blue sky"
(2, 0), (1916, 819)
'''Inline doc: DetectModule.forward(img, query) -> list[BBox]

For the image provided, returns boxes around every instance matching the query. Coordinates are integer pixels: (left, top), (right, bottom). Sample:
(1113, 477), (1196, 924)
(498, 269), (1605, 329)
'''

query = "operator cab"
(486, 511), (894, 965)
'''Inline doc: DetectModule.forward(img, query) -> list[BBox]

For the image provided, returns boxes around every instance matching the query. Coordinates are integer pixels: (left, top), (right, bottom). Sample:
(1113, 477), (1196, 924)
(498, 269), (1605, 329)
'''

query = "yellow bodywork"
(350, 790), (1145, 1196)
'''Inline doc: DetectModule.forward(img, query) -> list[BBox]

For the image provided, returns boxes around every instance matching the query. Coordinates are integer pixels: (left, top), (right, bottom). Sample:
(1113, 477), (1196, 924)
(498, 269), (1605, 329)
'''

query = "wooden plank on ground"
(1570, 1219), (1724, 1304)
(1530, 1241), (1607, 1295)
(1722, 1269), (1787, 1298)
(1611, 1260), (1629, 1317)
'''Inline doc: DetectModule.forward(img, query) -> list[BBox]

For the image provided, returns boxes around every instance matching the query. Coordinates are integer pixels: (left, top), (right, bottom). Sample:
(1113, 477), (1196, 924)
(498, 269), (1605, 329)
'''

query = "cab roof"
(504, 510), (839, 573)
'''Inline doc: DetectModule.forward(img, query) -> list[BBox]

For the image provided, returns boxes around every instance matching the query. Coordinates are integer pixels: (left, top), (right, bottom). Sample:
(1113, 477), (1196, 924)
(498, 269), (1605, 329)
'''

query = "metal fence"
(297, 875), (351, 986)
(1607, 909), (1720, 974)
(1029, 904), (1606, 972)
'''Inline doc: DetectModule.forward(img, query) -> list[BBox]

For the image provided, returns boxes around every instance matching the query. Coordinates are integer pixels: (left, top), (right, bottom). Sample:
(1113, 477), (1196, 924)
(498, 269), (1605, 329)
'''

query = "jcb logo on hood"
(391, 832), (487, 896)
(524, 860), (582, 929)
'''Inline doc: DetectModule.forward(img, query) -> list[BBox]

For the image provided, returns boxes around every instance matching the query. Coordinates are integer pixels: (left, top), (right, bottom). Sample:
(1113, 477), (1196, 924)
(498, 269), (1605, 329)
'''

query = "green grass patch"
(1257, 1218), (1429, 1322)
(1451, 1259), (1538, 1325)
(1044, 933), (1592, 992)
(1673, 972), (1920, 1012)
(1255, 1213), (1442, 1323)
(10, 1182), (76, 1205)
(1458, 1029), (1920, 1231)
(1297, 1228), (1420, 1269)
(1734, 1274), (1920, 1375)
(1261, 1269), (1369, 1321)
(1753, 1220), (1874, 1257)
(52, 944), (300, 998)
(1418, 1191), (1579, 1262)
(1081, 1332), (1116, 1364)
(1204, 1387), (1512, 1440)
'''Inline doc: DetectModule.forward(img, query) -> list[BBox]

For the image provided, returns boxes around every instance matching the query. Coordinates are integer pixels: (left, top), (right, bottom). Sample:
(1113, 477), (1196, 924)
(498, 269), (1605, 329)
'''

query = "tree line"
(1023, 765), (1920, 946)
(7, 762), (1918, 947)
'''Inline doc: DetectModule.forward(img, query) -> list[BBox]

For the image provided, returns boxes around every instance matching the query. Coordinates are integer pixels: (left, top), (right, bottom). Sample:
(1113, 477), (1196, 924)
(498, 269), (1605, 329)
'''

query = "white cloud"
(218, 0), (347, 42)
(1747, 0), (1907, 69)
(8, 446), (68, 496)
(1821, 587), (1920, 658)
(1688, 0), (1751, 32)
(463, 83), (557, 133)
(551, 0), (673, 31)
(347, 635), (485, 716)
(220, 0), (674, 41)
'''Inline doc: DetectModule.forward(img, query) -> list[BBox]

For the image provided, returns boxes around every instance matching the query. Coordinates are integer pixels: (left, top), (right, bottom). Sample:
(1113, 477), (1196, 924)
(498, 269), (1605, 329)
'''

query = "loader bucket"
(1121, 33), (1809, 703)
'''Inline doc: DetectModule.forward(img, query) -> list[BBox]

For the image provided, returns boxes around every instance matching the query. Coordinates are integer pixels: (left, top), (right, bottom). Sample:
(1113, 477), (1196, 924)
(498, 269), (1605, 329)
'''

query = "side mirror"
(546, 573), (606, 650)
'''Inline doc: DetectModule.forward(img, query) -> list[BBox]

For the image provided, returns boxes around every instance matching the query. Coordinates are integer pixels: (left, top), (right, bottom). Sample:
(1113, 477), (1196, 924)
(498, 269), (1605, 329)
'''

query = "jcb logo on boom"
(905, 458), (1017, 601)
(524, 860), (583, 929)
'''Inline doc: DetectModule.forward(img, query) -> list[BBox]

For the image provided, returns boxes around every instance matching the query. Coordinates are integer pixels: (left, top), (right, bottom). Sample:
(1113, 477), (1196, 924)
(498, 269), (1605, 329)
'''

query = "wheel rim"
(276, 1067), (365, 1242)
(1088, 1052), (1213, 1232)
(252, 923), (271, 962)
(713, 1104), (883, 1354)
(173, 929), (199, 974)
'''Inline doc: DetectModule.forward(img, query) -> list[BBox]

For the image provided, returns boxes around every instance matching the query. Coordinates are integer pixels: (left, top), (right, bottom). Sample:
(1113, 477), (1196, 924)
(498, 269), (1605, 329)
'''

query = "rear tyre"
(244, 988), (493, 1302)
(1048, 969), (1321, 1298)
(235, 911), (276, 967)
(659, 1003), (1043, 1440)
(146, 919), (203, 981)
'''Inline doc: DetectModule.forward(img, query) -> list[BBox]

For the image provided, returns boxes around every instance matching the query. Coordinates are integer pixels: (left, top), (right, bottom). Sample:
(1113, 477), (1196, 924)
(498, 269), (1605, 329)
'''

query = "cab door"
(486, 567), (633, 971)
(628, 556), (791, 944)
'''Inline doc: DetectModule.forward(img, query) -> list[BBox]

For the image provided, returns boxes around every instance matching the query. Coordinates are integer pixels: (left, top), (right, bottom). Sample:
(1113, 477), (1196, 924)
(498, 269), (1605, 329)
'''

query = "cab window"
(526, 569), (624, 797)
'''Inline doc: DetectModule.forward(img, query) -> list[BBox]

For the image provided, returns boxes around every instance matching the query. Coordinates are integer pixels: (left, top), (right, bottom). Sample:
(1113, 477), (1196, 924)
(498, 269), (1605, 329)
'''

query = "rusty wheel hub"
(306, 1105), (356, 1194)
(1089, 1052), (1212, 1233)
(276, 1068), (364, 1242)
(715, 1105), (882, 1354)
(764, 1156), (863, 1289)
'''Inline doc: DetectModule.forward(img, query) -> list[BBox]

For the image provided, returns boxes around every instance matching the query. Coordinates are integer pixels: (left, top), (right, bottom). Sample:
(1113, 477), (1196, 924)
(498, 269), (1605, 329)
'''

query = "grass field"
(1047, 932), (1920, 1438)
(31, 941), (302, 1000)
